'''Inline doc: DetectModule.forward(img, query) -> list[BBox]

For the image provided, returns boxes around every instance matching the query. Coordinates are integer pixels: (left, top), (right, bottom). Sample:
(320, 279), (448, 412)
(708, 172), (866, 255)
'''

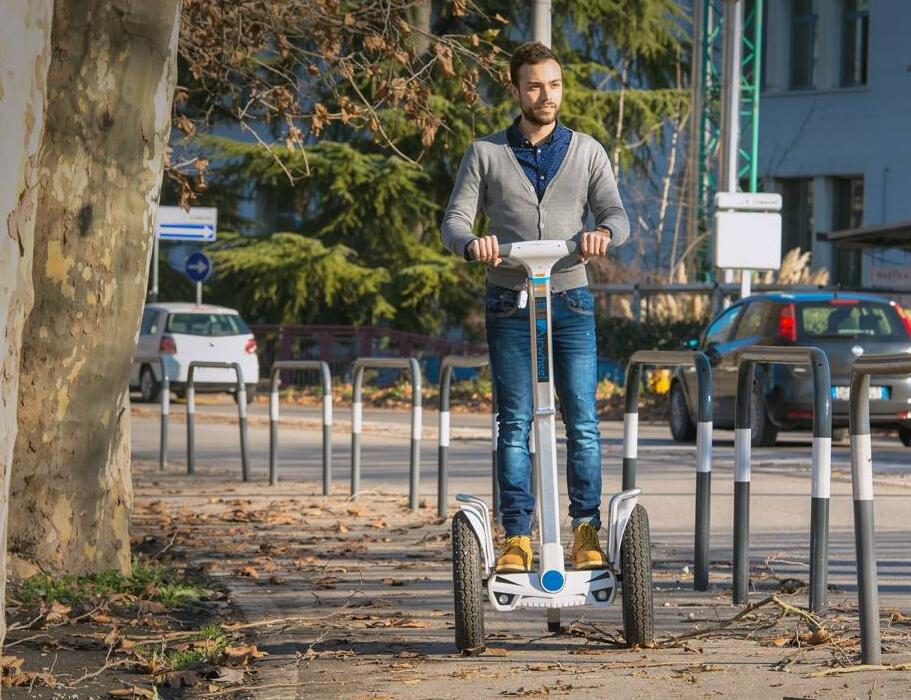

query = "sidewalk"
(130, 435), (911, 699)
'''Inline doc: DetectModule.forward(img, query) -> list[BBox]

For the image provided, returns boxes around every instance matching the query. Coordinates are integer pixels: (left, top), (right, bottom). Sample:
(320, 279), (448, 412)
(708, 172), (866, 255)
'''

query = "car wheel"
(832, 427), (849, 443)
(898, 427), (911, 447)
(233, 384), (256, 405)
(139, 365), (161, 403)
(668, 382), (696, 442)
(750, 387), (778, 447)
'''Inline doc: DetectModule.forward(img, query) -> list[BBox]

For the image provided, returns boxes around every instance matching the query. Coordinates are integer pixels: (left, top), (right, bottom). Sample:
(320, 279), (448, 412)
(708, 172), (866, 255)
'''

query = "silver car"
(670, 292), (911, 446)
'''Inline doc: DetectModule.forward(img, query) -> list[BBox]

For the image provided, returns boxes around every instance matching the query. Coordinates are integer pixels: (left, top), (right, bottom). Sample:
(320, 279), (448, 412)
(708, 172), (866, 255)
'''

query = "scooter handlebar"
(470, 239), (579, 263)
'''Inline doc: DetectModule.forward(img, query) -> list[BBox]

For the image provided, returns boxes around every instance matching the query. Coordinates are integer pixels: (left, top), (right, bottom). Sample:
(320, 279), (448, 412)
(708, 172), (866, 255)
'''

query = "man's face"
(510, 59), (563, 127)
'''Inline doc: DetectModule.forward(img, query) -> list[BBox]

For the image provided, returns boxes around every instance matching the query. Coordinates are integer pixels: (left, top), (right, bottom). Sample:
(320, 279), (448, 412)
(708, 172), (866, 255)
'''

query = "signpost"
(184, 251), (213, 305)
(149, 206), (217, 302)
(714, 192), (782, 297)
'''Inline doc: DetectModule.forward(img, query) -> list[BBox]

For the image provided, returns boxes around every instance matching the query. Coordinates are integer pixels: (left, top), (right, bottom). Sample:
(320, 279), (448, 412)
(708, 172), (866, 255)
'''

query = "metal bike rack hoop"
(733, 346), (831, 612)
(624, 349), (713, 590)
(158, 357), (171, 471)
(437, 354), (490, 519)
(350, 357), (423, 511)
(849, 352), (911, 665)
(186, 361), (251, 481)
(269, 361), (333, 492)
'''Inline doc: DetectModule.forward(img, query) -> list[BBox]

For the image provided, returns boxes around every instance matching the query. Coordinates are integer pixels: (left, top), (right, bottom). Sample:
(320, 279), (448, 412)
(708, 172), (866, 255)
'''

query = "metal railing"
(158, 358), (170, 471)
(269, 361), (332, 491)
(186, 362), (251, 481)
(437, 354), (491, 519)
(590, 282), (911, 324)
(733, 346), (832, 612)
(848, 353), (911, 665)
(351, 358), (423, 510)
(623, 350), (713, 590)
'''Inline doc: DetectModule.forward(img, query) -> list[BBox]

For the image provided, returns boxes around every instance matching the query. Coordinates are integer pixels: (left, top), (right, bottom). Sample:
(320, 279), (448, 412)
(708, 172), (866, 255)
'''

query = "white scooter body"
(457, 240), (641, 612)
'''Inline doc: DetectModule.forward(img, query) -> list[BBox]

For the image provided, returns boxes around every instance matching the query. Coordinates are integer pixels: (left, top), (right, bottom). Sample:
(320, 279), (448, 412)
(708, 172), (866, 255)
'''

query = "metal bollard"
(437, 354), (490, 519)
(350, 357), (423, 511)
(159, 358), (170, 471)
(732, 346), (831, 612)
(622, 350), (713, 590)
(848, 353), (911, 665)
(269, 361), (332, 492)
(186, 361), (251, 481)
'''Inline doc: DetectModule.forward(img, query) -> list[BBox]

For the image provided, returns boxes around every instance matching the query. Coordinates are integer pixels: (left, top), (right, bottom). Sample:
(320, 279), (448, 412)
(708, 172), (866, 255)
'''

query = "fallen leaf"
(45, 600), (71, 624)
(238, 566), (260, 578)
(484, 647), (510, 656)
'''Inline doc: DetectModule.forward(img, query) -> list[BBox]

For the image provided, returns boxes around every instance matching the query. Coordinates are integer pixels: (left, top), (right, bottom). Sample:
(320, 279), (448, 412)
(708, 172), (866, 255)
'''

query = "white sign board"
(714, 211), (782, 270)
(155, 206), (217, 242)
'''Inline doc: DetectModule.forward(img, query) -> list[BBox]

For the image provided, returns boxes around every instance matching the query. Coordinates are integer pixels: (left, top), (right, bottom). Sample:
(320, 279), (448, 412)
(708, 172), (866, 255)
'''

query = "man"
(440, 42), (629, 573)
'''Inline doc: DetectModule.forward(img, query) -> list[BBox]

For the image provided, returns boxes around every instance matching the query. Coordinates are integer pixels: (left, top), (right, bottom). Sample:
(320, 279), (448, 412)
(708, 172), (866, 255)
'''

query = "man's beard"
(521, 101), (559, 126)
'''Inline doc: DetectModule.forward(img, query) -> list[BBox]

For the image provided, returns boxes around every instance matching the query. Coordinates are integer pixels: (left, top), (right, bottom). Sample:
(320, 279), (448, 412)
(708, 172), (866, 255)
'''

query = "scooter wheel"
(621, 503), (655, 648)
(452, 511), (485, 655)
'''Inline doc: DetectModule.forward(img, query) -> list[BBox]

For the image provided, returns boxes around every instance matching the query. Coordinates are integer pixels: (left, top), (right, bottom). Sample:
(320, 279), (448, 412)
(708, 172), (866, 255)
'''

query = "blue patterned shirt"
(506, 116), (573, 202)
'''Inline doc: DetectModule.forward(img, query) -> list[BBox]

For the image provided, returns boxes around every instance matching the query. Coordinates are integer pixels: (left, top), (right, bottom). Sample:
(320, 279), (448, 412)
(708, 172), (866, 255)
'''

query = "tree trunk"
(9, 0), (180, 574)
(0, 0), (54, 650)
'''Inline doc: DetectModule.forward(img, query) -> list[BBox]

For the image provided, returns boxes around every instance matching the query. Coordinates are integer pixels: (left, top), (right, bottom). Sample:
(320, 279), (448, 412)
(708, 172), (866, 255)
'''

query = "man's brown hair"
(509, 42), (561, 86)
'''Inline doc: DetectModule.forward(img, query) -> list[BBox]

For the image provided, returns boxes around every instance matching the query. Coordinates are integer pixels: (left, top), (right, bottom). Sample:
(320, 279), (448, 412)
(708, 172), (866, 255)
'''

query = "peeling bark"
(0, 0), (54, 651)
(10, 0), (180, 574)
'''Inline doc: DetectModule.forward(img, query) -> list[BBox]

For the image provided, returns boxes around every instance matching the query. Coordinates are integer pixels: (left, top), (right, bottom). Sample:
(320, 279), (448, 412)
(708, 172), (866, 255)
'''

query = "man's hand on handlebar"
(579, 229), (612, 261)
(468, 235), (502, 267)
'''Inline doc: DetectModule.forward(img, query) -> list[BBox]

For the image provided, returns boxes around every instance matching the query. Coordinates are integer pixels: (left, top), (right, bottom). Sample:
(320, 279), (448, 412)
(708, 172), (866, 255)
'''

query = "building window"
(841, 0), (869, 87)
(790, 0), (817, 89)
(832, 176), (864, 287)
(779, 178), (814, 255)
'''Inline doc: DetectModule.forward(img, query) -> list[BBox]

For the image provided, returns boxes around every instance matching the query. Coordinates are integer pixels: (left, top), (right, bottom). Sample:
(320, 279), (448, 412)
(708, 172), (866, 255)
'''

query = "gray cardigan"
(440, 127), (629, 291)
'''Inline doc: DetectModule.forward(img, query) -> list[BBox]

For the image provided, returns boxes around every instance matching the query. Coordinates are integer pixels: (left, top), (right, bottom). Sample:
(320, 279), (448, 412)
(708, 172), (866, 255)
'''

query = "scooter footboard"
(488, 569), (617, 610)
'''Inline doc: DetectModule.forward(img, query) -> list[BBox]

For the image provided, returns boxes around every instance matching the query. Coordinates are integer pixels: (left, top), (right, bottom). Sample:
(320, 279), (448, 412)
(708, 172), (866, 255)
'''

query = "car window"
(703, 305), (742, 347)
(140, 309), (159, 336)
(799, 302), (905, 340)
(733, 301), (774, 340)
(165, 313), (251, 337)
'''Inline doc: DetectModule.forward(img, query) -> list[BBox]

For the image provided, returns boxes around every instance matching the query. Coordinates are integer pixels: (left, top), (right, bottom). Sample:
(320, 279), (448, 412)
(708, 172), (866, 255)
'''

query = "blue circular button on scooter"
(541, 570), (565, 592)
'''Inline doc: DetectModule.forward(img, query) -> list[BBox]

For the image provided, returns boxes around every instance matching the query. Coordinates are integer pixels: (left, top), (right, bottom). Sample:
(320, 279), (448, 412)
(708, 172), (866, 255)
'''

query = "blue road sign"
(184, 252), (213, 282)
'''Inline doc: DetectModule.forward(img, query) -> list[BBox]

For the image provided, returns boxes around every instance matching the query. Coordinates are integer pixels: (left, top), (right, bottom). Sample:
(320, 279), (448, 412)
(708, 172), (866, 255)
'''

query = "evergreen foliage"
(163, 0), (696, 337)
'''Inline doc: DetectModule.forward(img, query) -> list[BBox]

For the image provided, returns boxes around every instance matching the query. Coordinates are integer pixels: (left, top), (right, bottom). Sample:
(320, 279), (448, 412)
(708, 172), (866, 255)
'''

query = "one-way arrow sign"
(184, 251), (213, 282)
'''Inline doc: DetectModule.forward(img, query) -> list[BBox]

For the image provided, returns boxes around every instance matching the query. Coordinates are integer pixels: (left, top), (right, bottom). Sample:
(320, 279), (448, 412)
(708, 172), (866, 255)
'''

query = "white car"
(130, 302), (260, 403)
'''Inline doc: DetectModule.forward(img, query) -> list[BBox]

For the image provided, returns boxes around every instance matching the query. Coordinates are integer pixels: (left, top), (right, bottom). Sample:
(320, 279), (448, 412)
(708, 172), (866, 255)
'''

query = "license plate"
(831, 386), (888, 401)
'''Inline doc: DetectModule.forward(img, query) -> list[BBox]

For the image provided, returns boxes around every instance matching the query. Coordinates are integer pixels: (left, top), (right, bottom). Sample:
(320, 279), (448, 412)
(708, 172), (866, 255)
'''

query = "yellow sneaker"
(572, 523), (607, 570)
(495, 535), (533, 573)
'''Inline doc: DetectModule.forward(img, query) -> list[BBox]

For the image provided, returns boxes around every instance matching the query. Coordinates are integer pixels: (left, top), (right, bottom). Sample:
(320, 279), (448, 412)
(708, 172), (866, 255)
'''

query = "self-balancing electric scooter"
(452, 239), (654, 654)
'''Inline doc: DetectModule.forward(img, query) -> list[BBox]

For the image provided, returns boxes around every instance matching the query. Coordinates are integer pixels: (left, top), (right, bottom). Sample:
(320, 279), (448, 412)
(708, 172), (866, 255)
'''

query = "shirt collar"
(507, 115), (564, 148)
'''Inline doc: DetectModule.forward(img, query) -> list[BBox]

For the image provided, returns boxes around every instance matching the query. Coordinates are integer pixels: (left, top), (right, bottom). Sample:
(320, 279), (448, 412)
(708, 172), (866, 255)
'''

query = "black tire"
(139, 365), (161, 403)
(452, 511), (485, 655)
(621, 504), (654, 648)
(898, 427), (911, 447)
(750, 387), (778, 447)
(668, 382), (697, 443)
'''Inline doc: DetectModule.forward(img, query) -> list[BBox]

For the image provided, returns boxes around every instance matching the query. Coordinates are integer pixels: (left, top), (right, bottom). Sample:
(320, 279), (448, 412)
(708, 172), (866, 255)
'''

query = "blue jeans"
(486, 284), (602, 537)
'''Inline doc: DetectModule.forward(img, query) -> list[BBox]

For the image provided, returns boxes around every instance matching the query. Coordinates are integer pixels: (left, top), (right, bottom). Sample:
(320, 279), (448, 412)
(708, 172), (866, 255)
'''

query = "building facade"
(759, 0), (911, 288)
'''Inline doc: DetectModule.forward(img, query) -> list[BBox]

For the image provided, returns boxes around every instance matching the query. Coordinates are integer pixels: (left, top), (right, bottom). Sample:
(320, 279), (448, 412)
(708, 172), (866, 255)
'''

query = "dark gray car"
(669, 292), (911, 446)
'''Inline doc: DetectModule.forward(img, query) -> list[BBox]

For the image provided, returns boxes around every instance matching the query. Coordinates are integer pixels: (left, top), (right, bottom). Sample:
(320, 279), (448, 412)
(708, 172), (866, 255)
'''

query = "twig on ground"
(64, 659), (134, 687)
(808, 662), (911, 677)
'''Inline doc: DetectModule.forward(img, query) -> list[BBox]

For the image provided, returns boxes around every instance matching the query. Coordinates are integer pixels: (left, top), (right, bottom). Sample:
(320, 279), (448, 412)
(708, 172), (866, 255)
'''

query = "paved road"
(131, 407), (911, 604)
(129, 406), (911, 698)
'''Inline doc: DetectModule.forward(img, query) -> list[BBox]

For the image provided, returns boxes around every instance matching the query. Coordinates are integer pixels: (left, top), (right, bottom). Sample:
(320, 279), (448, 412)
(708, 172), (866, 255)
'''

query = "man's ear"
(508, 81), (519, 100)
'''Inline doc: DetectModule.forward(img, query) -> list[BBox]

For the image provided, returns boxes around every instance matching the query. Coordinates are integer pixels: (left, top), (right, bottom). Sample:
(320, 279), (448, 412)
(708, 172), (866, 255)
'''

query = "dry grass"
(611, 248), (829, 322)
